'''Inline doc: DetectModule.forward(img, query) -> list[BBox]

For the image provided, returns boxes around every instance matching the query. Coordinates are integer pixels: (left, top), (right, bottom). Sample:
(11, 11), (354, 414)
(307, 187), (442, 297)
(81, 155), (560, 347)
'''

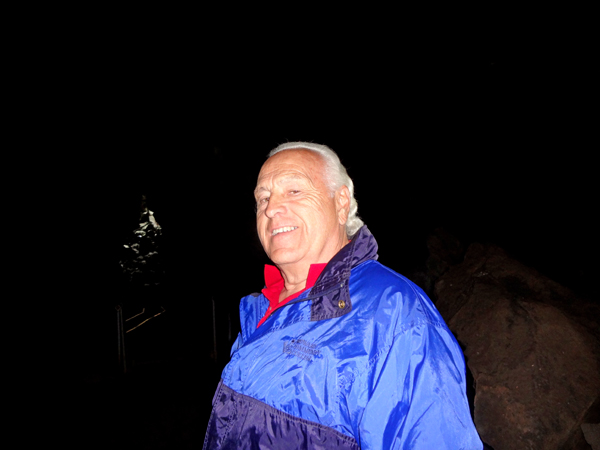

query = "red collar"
(257, 263), (327, 328)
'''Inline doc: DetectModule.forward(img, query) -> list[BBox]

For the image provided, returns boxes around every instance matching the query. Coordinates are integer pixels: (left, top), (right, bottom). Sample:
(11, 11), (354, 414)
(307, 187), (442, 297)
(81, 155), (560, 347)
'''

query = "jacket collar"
(306, 225), (379, 321)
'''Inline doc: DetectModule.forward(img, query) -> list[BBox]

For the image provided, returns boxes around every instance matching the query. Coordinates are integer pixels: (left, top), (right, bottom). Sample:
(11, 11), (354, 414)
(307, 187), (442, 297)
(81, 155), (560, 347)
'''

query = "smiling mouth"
(272, 226), (298, 236)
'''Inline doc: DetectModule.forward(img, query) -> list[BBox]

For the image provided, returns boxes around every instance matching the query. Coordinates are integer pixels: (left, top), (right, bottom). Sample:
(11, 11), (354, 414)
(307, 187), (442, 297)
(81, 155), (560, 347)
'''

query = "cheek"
(256, 217), (267, 239)
(256, 226), (270, 251)
(302, 195), (336, 220)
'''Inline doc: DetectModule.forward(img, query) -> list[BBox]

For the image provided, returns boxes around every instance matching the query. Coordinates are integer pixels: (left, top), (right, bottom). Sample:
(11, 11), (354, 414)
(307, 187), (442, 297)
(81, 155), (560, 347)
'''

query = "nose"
(264, 194), (285, 219)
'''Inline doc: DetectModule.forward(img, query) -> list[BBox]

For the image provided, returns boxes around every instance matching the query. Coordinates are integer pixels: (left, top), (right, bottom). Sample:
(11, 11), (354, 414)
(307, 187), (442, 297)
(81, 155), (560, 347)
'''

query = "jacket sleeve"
(229, 332), (243, 356)
(357, 321), (483, 450)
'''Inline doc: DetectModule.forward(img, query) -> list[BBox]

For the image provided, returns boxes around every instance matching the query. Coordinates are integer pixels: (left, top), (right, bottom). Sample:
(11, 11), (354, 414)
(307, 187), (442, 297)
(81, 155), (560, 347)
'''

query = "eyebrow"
(254, 174), (304, 196)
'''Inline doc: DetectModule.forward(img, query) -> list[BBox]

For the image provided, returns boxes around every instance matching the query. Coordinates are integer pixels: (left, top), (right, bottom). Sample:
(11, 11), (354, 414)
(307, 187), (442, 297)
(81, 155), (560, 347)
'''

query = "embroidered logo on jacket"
(283, 338), (321, 362)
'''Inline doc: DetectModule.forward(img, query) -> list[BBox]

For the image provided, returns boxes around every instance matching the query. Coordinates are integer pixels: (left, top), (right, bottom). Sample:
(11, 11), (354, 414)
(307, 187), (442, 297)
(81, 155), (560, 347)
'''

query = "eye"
(289, 190), (300, 195)
(256, 197), (269, 210)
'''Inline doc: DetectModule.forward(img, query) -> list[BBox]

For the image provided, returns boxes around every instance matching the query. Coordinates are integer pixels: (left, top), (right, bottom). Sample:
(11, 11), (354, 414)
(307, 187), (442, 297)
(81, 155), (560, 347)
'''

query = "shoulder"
(350, 259), (427, 300)
(238, 292), (268, 340)
(349, 260), (447, 331)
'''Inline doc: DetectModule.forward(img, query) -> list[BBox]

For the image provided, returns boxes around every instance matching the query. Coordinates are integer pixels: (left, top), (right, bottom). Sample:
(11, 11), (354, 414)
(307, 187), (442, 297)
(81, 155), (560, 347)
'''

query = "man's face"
(255, 149), (349, 271)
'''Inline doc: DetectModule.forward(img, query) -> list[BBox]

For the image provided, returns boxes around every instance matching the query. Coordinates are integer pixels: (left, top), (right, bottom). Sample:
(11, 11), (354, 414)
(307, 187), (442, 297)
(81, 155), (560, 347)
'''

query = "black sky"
(58, 20), (597, 383)
(94, 32), (594, 291)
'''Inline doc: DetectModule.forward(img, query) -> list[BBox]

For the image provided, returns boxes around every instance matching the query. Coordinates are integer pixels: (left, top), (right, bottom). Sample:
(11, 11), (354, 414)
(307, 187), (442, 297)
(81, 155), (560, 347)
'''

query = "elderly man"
(203, 143), (483, 449)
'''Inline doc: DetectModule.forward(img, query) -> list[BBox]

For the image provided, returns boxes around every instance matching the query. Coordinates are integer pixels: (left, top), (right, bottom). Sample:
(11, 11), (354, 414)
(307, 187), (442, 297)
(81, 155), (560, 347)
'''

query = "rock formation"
(426, 230), (600, 449)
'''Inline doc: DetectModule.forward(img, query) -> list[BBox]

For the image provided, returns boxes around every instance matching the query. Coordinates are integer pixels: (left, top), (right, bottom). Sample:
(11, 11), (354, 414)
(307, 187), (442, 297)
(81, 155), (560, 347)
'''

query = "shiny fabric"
(204, 226), (483, 449)
(258, 263), (327, 327)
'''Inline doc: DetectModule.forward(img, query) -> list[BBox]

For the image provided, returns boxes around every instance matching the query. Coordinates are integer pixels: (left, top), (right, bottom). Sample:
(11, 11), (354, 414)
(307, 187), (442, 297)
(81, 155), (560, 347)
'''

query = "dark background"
(46, 15), (596, 448)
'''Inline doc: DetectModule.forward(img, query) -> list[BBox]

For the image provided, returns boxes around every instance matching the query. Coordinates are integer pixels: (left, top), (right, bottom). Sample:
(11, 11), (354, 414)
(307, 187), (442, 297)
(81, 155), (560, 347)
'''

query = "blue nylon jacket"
(204, 226), (483, 449)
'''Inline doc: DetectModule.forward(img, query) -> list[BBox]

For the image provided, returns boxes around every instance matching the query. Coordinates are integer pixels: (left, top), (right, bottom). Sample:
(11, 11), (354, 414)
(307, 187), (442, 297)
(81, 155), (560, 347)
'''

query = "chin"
(269, 250), (301, 267)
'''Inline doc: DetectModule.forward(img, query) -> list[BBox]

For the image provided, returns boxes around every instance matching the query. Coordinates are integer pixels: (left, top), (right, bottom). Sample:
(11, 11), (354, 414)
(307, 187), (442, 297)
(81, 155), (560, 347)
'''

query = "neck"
(277, 233), (349, 302)
(277, 263), (310, 302)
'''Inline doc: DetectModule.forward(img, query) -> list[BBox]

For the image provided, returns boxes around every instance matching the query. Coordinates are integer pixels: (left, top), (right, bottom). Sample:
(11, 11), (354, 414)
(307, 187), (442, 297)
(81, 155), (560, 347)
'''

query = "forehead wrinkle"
(254, 172), (307, 197)
(255, 149), (328, 198)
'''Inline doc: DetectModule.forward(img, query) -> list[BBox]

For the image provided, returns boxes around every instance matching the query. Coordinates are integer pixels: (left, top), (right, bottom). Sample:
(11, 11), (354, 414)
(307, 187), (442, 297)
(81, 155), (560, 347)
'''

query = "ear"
(335, 185), (351, 226)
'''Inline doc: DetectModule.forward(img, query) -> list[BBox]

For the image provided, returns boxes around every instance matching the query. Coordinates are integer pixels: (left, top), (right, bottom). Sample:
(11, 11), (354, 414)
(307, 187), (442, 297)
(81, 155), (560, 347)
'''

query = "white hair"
(267, 142), (364, 237)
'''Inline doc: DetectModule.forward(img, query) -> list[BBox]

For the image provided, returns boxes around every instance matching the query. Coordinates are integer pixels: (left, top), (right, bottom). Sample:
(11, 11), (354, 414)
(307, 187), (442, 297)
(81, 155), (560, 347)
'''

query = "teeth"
(272, 226), (298, 236)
